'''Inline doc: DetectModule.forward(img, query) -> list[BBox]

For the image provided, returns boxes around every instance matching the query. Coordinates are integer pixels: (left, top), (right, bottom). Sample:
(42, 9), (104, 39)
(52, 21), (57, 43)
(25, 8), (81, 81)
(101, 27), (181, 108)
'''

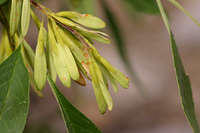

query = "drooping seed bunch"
(0, 0), (129, 113)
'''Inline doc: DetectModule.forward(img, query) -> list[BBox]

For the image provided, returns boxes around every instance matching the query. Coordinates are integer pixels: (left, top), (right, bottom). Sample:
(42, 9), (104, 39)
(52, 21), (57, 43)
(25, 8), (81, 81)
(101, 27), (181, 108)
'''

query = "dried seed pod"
(0, 36), (5, 63)
(90, 44), (129, 88)
(46, 34), (57, 82)
(52, 14), (110, 44)
(21, 0), (31, 36)
(21, 44), (43, 96)
(48, 21), (71, 87)
(93, 60), (113, 111)
(98, 62), (119, 93)
(31, 10), (41, 29)
(23, 40), (35, 69)
(34, 23), (47, 90)
(53, 43), (72, 87)
(51, 14), (76, 27)
(75, 26), (111, 44)
(110, 77), (119, 93)
(0, 29), (12, 62)
(97, 54), (128, 88)
(57, 27), (90, 82)
(89, 52), (113, 111)
(56, 11), (106, 29)
(89, 57), (107, 114)
(56, 26), (86, 64)
(10, 0), (22, 36)
(75, 56), (90, 79)
(51, 19), (80, 81)
(75, 72), (86, 86)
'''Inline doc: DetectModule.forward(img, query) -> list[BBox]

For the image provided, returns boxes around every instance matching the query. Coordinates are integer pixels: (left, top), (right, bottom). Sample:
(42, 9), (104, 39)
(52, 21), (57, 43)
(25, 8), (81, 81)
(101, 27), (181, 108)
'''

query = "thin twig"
(55, 19), (90, 48)
(31, 0), (90, 48)
(30, 0), (49, 16)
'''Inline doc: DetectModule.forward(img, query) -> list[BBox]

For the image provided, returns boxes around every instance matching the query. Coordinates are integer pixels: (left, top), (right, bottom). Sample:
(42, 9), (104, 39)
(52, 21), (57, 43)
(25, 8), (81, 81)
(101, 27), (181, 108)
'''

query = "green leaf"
(156, 0), (200, 132)
(170, 33), (200, 133)
(0, 47), (30, 133)
(125, 0), (159, 14)
(48, 76), (102, 133)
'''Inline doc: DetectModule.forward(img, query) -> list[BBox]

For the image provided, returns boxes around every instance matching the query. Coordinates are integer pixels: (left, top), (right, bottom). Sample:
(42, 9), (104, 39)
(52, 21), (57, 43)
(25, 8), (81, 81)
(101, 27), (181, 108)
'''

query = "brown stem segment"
(55, 19), (90, 48)
(30, 0), (48, 16)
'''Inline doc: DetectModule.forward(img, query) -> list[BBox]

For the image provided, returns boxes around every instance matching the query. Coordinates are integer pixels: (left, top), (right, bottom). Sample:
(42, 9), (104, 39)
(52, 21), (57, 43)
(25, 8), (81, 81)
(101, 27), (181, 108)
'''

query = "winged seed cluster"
(0, 0), (129, 113)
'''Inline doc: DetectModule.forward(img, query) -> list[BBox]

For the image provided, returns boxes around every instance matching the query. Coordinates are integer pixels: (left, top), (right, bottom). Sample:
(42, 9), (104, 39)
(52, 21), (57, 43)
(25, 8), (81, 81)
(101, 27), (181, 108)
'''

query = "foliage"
(0, 0), (199, 133)
(0, 47), (29, 133)
(156, 1), (200, 132)
(48, 76), (102, 133)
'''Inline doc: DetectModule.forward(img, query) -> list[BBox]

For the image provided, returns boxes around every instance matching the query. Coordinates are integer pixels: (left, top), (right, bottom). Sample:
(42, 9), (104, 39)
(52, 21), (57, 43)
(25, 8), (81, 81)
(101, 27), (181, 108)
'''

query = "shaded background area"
(23, 0), (200, 133)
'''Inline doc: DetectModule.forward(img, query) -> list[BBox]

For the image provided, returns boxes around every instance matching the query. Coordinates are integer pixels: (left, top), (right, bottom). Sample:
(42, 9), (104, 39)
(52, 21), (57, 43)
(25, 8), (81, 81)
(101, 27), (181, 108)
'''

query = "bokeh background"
(23, 0), (200, 133)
